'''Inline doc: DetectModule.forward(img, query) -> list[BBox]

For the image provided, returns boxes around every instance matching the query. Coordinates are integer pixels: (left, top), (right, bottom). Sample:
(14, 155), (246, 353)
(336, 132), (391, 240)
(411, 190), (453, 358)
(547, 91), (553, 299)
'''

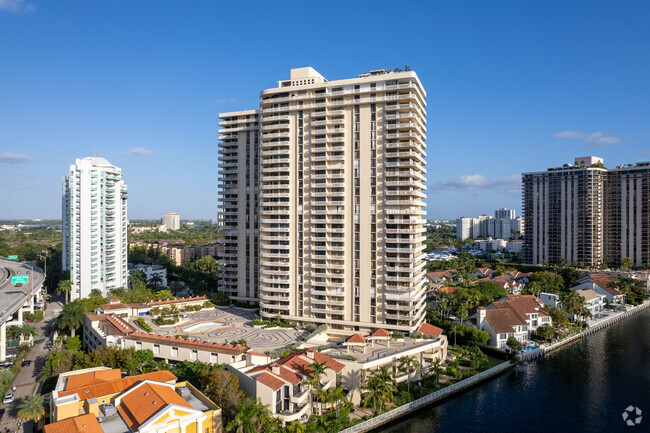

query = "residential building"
(218, 110), (260, 303)
(161, 213), (181, 231)
(130, 225), (167, 234)
(129, 264), (167, 287)
(456, 213), (521, 240)
(218, 67), (428, 334)
(62, 157), (128, 300)
(227, 349), (344, 425)
(473, 295), (552, 349)
(523, 157), (650, 267)
(495, 208), (516, 219)
(44, 367), (222, 433)
(456, 217), (473, 240)
(571, 274), (626, 304)
(506, 240), (524, 254)
(474, 238), (507, 252)
(575, 289), (606, 317)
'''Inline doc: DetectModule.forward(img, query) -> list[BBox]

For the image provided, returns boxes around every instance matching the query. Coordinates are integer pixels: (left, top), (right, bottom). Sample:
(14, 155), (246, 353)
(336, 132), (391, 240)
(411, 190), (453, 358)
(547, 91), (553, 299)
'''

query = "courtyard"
(127, 306), (308, 352)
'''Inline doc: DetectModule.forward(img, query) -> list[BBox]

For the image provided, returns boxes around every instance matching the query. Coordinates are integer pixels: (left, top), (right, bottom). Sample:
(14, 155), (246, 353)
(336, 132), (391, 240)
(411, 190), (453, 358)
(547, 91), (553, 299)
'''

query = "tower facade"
(62, 157), (128, 300)
(218, 67), (428, 333)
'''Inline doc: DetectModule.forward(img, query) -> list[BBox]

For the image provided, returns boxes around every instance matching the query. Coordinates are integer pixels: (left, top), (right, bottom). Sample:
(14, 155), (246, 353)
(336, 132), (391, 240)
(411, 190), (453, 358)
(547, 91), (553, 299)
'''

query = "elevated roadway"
(0, 258), (46, 361)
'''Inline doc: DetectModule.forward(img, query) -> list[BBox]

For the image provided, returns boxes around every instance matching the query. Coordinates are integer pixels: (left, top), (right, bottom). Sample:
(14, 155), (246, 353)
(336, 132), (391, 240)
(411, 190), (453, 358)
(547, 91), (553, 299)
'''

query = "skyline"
(2, 1), (650, 219)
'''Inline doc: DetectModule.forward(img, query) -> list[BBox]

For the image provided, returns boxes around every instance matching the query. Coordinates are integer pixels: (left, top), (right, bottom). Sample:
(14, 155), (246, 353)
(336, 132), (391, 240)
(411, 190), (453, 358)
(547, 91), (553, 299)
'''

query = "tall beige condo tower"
(219, 67), (427, 334)
(162, 213), (180, 230)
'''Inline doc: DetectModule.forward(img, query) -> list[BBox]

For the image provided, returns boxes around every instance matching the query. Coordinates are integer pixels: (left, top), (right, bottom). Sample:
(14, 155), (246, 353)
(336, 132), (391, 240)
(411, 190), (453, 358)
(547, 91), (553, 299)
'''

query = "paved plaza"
(129, 306), (308, 352)
(326, 338), (436, 363)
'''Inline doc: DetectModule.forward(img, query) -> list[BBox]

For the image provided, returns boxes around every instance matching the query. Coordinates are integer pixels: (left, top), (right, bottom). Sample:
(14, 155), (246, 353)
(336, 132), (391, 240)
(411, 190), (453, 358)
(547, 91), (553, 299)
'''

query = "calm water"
(382, 309), (650, 433)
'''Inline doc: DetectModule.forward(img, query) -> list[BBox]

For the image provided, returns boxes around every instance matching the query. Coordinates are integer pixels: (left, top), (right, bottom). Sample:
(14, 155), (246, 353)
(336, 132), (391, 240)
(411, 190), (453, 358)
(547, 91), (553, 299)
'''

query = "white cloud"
(553, 130), (620, 147)
(125, 147), (154, 157)
(0, 0), (35, 13)
(0, 152), (34, 165)
(431, 174), (521, 194)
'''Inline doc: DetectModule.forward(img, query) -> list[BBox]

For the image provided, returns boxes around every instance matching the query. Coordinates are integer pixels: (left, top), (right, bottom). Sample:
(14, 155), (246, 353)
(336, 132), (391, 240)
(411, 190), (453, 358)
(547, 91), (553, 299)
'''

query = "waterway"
(382, 309), (650, 433)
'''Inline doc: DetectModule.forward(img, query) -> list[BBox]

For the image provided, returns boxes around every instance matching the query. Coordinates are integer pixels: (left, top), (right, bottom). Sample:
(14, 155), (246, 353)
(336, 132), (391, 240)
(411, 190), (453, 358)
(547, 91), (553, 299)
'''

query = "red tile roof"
(279, 350), (345, 374)
(117, 382), (192, 431)
(485, 308), (528, 334)
(346, 333), (367, 344)
(418, 323), (443, 337)
(106, 316), (134, 334)
(58, 371), (177, 400)
(64, 368), (122, 391)
(146, 296), (208, 307)
(369, 328), (390, 338)
(127, 332), (247, 354)
(255, 372), (285, 391)
(44, 414), (103, 433)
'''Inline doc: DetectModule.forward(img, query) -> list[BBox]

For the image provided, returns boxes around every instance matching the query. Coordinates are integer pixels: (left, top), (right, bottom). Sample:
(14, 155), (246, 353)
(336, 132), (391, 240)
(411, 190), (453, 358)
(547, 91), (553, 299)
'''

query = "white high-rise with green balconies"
(62, 157), (128, 300)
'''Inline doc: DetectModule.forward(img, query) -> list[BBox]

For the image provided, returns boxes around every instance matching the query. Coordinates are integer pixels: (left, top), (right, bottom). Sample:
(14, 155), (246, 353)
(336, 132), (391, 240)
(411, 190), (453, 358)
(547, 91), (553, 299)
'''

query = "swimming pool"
(522, 344), (540, 352)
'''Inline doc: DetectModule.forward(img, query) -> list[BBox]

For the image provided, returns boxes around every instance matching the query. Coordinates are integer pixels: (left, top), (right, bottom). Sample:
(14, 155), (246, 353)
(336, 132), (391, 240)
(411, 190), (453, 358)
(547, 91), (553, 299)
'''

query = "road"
(0, 297), (62, 433)
(0, 259), (46, 325)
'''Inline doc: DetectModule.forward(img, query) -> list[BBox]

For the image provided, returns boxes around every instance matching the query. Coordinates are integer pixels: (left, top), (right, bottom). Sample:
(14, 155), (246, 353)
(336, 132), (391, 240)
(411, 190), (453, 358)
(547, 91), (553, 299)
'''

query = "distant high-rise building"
(495, 208), (516, 219)
(218, 67), (428, 334)
(522, 156), (650, 267)
(162, 213), (180, 231)
(62, 157), (128, 300)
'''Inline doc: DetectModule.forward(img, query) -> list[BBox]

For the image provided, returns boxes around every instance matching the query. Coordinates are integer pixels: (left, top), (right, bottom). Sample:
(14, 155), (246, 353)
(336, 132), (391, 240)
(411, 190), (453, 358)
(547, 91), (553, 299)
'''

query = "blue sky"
(1, 0), (649, 220)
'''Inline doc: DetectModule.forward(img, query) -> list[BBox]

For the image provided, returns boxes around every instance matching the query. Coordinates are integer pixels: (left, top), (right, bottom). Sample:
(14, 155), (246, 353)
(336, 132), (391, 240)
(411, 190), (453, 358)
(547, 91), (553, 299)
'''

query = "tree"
(456, 307), (469, 326)
(398, 355), (420, 393)
(526, 281), (543, 297)
(529, 271), (565, 294)
(147, 273), (164, 288)
(7, 324), (37, 342)
(0, 368), (13, 385)
(307, 360), (330, 415)
(621, 256), (634, 271)
(199, 368), (243, 420)
(17, 394), (45, 422)
(429, 358), (443, 385)
(125, 350), (164, 375)
(226, 397), (273, 433)
(536, 324), (555, 342)
(449, 322), (461, 346)
(58, 301), (85, 337)
(361, 367), (397, 415)
(56, 279), (72, 304)
(65, 336), (82, 351)
(506, 336), (522, 352)
(560, 291), (586, 321)
(546, 305), (569, 327)
(326, 387), (348, 418)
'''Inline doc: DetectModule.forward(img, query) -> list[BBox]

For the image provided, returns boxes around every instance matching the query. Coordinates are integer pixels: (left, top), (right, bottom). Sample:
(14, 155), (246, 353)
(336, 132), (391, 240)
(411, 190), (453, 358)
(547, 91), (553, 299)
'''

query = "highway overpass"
(0, 258), (46, 361)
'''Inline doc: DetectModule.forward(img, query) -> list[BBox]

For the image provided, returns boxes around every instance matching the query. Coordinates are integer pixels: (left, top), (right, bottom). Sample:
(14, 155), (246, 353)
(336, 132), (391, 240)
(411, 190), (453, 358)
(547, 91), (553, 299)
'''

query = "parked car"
(14, 283), (22, 287)
(2, 394), (13, 404)
(20, 360), (31, 368)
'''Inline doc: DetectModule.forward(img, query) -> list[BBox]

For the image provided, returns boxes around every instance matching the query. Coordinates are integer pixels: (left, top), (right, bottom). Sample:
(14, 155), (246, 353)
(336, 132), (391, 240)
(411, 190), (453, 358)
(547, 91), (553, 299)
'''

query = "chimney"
(478, 307), (486, 329)
(271, 363), (280, 375)
(306, 350), (314, 359)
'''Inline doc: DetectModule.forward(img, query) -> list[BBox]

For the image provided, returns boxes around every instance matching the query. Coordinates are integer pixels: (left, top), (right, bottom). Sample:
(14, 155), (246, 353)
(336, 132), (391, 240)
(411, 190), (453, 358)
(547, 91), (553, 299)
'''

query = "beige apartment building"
(161, 212), (180, 230)
(218, 110), (260, 302)
(218, 67), (428, 334)
(522, 157), (650, 267)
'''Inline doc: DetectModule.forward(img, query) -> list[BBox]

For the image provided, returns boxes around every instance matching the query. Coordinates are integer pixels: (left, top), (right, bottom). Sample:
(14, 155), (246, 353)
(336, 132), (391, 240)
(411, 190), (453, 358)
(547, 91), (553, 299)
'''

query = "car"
(15, 283), (22, 287)
(20, 360), (31, 368)
(2, 394), (13, 404)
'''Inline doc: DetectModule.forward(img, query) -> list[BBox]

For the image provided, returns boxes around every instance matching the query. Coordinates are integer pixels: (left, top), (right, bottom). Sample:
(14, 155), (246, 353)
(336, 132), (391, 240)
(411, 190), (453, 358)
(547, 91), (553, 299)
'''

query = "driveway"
(0, 297), (62, 433)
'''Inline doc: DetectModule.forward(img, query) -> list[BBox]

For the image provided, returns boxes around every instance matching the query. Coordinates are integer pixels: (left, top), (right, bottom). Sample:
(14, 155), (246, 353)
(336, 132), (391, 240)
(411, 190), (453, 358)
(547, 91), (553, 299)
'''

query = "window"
(210, 353), (218, 363)
(153, 344), (160, 355)
(136, 342), (142, 351)
(191, 350), (198, 361)
(171, 347), (178, 357)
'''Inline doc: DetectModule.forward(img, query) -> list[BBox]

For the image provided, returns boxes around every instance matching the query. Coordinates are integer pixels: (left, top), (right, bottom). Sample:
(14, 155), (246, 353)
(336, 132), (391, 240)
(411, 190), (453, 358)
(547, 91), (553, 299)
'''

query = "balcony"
(276, 403), (310, 423)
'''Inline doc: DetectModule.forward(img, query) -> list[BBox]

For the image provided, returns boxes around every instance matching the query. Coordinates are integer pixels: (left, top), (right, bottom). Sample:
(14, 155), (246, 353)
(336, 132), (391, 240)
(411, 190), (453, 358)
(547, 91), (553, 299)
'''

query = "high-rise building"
(218, 110), (260, 303)
(522, 156), (650, 267)
(62, 157), (128, 300)
(495, 208), (516, 219)
(218, 67), (428, 334)
(161, 213), (180, 230)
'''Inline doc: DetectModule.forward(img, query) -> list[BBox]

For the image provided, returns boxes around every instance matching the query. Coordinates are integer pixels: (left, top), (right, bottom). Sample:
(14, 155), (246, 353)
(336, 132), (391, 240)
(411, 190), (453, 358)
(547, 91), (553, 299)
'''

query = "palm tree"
(286, 420), (306, 433)
(327, 387), (348, 418)
(438, 294), (450, 318)
(226, 397), (271, 433)
(147, 274), (163, 288)
(17, 394), (45, 422)
(7, 324), (37, 342)
(307, 360), (330, 415)
(56, 280), (72, 304)
(429, 358), (443, 385)
(58, 302), (85, 337)
(361, 367), (397, 415)
(0, 368), (13, 385)
(560, 291), (586, 322)
(398, 355), (420, 393)
(449, 322), (461, 346)
(457, 307), (469, 326)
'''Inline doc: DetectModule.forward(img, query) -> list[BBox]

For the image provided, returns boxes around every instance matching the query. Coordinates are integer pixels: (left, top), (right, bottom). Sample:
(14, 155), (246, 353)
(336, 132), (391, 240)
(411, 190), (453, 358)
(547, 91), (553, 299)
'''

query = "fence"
(339, 361), (513, 433)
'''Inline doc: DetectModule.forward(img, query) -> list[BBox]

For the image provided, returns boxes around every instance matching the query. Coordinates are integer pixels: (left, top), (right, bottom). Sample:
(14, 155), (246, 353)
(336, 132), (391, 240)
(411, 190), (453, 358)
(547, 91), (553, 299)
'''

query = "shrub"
(302, 324), (327, 341)
(203, 301), (214, 308)
(391, 332), (405, 339)
(184, 304), (202, 312)
(211, 292), (230, 307)
(252, 319), (267, 326)
(136, 318), (153, 332)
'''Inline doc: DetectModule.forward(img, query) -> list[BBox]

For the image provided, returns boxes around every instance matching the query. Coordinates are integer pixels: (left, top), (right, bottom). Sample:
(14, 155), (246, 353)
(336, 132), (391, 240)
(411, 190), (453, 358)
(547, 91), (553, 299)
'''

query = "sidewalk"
(0, 299), (62, 433)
